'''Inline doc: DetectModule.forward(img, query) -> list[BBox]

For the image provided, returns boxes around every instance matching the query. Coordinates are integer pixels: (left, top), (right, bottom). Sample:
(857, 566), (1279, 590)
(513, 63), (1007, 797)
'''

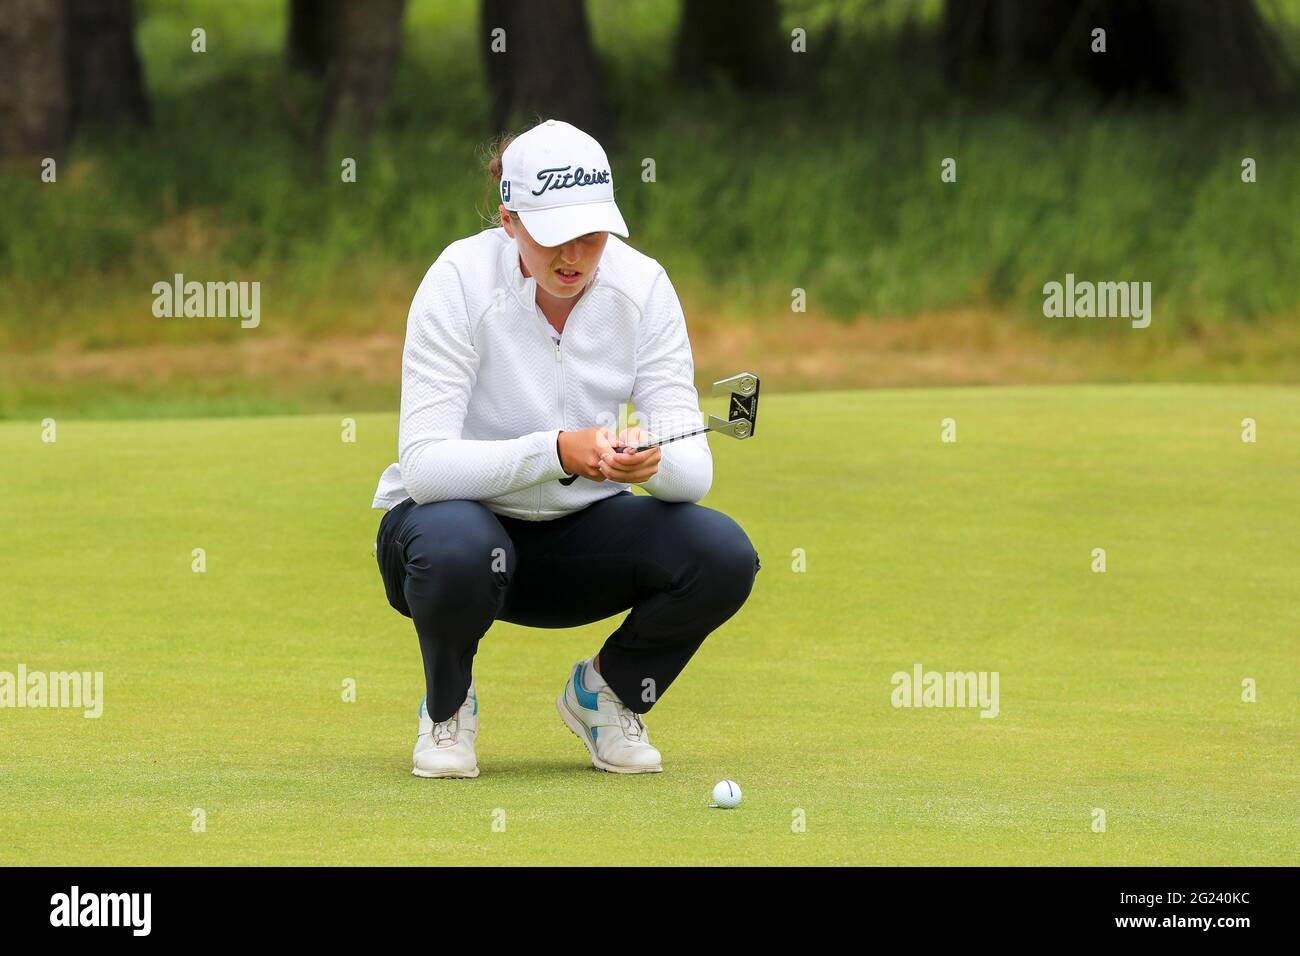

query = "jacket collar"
(498, 231), (535, 311)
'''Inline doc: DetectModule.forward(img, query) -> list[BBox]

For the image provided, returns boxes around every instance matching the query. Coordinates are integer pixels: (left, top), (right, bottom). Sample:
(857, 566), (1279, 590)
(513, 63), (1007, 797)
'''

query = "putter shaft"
(620, 426), (712, 454)
(559, 369), (759, 484)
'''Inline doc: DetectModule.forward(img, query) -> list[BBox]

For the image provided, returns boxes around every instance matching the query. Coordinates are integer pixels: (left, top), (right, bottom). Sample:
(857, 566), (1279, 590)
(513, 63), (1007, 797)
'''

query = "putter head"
(708, 372), (759, 440)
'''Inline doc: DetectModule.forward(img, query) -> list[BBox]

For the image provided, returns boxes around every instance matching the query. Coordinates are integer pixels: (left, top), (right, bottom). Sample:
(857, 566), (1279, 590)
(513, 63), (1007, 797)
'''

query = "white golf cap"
(499, 119), (629, 247)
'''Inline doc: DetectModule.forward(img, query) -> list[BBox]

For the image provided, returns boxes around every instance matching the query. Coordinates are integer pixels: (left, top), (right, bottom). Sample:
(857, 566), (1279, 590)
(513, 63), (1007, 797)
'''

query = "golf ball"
(711, 779), (742, 809)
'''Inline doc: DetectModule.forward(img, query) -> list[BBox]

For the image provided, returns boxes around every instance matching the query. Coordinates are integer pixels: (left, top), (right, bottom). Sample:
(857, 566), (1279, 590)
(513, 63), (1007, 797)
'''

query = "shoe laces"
(432, 716), (459, 746)
(615, 702), (646, 742)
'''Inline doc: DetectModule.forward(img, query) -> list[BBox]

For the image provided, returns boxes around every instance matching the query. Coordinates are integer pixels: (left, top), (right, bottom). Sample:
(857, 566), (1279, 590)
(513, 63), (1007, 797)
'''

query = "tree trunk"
(481, 0), (612, 142)
(943, 0), (1295, 106)
(65, 0), (150, 134)
(316, 0), (406, 146)
(288, 0), (337, 76)
(0, 0), (67, 162)
(673, 0), (785, 91)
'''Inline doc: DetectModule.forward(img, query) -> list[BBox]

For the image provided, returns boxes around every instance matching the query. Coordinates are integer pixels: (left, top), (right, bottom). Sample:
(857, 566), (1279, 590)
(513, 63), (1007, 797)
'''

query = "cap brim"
(517, 201), (629, 247)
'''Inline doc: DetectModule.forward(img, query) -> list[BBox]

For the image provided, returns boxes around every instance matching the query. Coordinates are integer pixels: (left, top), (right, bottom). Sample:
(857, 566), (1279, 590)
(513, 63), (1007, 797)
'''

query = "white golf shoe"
(412, 683), (479, 779)
(556, 661), (663, 774)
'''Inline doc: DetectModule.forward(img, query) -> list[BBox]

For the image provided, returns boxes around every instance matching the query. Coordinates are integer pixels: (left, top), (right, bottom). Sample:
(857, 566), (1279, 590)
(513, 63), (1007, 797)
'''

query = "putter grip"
(556, 445), (651, 484)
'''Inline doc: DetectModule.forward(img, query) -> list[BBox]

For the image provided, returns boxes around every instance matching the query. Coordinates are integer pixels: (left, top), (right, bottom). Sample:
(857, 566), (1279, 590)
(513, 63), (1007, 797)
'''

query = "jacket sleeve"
(397, 261), (568, 504)
(634, 269), (713, 503)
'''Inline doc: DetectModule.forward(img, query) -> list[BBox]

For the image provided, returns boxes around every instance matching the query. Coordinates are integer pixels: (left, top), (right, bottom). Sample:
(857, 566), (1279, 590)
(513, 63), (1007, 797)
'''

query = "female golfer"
(372, 119), (760, 778)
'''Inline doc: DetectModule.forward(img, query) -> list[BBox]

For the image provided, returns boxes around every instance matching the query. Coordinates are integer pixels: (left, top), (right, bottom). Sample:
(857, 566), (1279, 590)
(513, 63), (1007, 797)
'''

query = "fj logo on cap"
(532, 165), (611, 196)
(501, 180), (511, 202)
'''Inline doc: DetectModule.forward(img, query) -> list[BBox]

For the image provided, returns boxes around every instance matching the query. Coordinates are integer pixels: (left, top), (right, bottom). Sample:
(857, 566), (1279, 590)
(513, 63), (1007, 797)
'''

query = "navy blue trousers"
(376, 490), (760, 722)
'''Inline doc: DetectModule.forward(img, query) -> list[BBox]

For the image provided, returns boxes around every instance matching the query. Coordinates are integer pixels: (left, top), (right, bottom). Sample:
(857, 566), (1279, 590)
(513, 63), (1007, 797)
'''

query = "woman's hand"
(558, 427), (621, 482)
(598, 428), (660, 484)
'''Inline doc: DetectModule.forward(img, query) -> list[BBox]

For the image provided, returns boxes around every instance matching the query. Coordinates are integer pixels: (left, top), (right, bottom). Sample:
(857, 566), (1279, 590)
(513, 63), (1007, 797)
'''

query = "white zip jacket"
(371, 227), (712, 520)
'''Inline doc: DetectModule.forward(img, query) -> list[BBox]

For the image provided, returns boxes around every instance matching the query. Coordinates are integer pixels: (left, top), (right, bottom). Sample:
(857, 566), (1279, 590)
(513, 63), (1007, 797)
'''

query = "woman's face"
(501, 206), (609, 300)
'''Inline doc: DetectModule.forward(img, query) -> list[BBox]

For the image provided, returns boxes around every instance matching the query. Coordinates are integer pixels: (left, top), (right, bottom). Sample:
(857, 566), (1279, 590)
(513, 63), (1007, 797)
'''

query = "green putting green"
(2, 385), (1296, 865)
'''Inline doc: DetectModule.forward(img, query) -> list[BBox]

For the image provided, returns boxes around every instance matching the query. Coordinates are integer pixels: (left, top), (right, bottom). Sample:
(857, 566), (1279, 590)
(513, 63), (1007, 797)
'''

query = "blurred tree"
(288, 0), (335, 76)
(673, 0), (785, 90)
(315, 0), (407, 145)
(943, 0), (1296, 106)
(66, 0), (150, 133)
(481, 0), (612, 142)
(0, 0), (67, 161)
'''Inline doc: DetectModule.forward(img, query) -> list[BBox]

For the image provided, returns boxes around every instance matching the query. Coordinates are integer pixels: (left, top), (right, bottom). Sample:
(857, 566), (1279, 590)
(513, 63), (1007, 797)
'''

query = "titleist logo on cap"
(531, 165), (611, 196)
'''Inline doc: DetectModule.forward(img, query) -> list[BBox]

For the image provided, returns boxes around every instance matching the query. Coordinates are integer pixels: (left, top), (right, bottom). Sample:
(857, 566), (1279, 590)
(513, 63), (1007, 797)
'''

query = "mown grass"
(2, 385), (1297, 864)
(1, 0), (1298, 358)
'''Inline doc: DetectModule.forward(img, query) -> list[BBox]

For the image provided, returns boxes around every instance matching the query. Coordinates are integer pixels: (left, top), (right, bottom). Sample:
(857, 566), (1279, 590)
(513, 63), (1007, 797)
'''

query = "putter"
(623, 371), (760, 452)
(558, 371), (760, 485)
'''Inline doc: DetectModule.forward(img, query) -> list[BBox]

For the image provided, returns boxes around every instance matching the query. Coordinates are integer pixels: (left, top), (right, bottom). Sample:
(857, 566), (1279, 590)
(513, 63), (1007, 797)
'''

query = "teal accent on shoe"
(472, 691), (478, 716)
(591, 726), (599, 742)
(573, 663), (600, 711)
(419, 696), (425, 720)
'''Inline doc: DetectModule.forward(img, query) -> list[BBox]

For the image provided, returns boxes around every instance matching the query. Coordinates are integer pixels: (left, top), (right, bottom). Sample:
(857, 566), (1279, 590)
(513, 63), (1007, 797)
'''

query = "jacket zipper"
(542, 338), (564, 518)
(528, 276), (595, 518)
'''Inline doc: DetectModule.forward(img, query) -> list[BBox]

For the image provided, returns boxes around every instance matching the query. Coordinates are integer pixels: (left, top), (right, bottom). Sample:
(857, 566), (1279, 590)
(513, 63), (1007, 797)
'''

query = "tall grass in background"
(0, 0), (1297, 351)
